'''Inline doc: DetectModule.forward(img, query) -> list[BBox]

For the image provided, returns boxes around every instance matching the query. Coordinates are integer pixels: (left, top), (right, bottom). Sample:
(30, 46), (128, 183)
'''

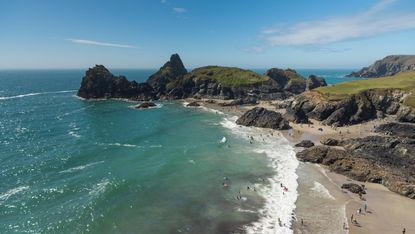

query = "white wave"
(311, 181), (335, 200)
(129, 103), (164, 109)
(68, 131), (81, 138)
(97, 142), (140, 148)
(89, 179), (110, 197)
(0, 90), (76, 100)
(59, 161), (104, 174)
(220, 116), (299, 234)
(0, 186), (29, 203)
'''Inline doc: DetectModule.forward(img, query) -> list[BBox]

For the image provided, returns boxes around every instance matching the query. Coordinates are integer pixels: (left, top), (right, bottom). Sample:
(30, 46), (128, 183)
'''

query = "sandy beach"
(190, 98), (415, 234)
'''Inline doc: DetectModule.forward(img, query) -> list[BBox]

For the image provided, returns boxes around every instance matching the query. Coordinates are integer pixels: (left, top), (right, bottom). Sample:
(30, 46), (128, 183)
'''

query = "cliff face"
(347, 55), (415, 78)
(77, 65), (155, 100)
(285, 89), (409, 125)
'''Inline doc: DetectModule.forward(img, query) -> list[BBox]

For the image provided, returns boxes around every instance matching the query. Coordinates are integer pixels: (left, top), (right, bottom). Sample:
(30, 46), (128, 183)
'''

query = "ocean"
(0, 69), (361, 233)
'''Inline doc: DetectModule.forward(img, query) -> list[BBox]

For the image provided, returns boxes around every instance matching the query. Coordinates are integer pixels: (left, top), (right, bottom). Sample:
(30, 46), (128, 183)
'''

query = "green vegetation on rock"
(316, 71), (415, 107)
(187, 66), (269, 86)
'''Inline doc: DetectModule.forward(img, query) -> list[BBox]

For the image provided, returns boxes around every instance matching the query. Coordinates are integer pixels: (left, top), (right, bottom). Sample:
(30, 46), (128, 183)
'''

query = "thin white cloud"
(173, 7), (186, 13)
(260, 0), (415, 47)
(68, 39), (137, 48)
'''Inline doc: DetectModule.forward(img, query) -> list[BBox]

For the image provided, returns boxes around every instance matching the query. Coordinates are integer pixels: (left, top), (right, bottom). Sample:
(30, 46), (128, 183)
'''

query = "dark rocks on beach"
(341, 183), (366, 194)
(297, 135), (415, 199)
(294, 140), (315, 148)
(186, 101), (200, 107)
(135, 102), (157, 109)
(236, 107), (290, 130)
(306, 75), (327, 90)
(320, 138), (339, 146)
(347, 55), (415, 78)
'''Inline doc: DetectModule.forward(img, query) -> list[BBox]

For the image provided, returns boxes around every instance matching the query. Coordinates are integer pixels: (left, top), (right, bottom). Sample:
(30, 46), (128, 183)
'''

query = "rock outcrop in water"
(236, 107), (290, 130)
(77, 65), (156, 100)
(297, 129), (415, 199)
(347, 55), (415, 78)
(135, 102), (157, 109)
(284, 89), (408, 126)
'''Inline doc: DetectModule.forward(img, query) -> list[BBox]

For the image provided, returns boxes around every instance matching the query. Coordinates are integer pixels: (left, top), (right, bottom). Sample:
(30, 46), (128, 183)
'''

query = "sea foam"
(0, 186), (29, 204)
(220, 116), (299, 234)
(0, 90), (76, 100)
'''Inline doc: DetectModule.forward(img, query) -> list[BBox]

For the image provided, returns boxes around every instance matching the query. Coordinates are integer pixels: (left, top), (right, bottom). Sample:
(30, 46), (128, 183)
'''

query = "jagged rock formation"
(147, 54), (187, 96)
(77, 65), (156, 100)
(236, 107), (290, 130)
(297, 133), (415, 199)
(347, 55), (415, 78)
(285, 89), (408, 126)
(306, 75), (327, 90)
(186, 101), (200, 107)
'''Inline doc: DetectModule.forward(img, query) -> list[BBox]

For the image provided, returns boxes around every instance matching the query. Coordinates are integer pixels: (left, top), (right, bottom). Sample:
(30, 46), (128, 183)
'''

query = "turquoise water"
(0, 69), (362, 233)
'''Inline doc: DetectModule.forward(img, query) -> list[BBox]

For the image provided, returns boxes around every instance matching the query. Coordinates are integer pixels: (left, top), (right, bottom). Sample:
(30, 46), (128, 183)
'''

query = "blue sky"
(1, 0), (415, 69)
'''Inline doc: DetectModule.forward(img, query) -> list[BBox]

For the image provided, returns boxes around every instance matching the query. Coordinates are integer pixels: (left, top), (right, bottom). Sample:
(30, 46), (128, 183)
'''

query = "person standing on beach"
(364, 201), (368, 212)
(350, 214), (353, 223)
(402, 228), (406, 234)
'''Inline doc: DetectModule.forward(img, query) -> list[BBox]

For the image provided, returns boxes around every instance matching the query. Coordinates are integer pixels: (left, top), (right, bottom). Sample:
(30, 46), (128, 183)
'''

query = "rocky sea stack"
(347, 55), (415, 78)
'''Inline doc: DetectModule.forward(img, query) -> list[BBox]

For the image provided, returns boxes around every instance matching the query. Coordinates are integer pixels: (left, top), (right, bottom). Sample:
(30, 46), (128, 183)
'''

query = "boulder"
(306, 75), (327, 90)
(341, 183), (366, 194)
(236, 107), (290, 130)
(135, 102), (157, 109)
(375, 122), (415, 139)
(295, 140), (315, 148)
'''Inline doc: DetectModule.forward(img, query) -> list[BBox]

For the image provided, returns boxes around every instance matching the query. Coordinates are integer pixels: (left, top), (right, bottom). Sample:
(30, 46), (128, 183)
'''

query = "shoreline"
(188, 98), (415, 233)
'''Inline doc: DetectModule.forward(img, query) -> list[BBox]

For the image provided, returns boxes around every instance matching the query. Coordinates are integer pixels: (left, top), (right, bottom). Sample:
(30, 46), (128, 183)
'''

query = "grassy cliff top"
(315, 71), (415, 107)
(188, 66), (269, 86)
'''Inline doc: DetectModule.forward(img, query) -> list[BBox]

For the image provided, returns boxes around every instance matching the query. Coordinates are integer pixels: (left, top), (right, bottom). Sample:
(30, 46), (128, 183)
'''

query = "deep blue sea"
(0, 69), (361, 233)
